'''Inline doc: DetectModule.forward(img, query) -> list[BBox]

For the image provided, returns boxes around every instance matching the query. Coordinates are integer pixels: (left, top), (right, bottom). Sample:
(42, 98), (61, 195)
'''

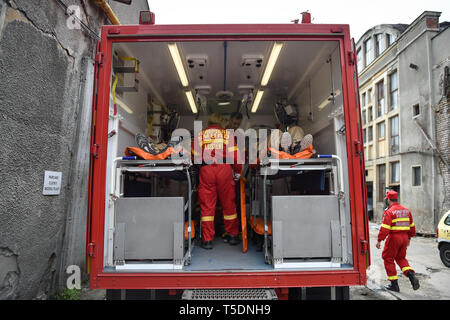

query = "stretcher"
(251, 154), (348, 268)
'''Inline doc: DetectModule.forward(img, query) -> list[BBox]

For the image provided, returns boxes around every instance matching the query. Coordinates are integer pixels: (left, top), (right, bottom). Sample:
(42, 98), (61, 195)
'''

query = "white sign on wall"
(43, 171), (62, 195)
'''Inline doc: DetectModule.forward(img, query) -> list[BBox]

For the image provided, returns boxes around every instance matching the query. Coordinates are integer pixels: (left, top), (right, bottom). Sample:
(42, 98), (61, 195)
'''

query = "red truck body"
(86, 18), (370, 294)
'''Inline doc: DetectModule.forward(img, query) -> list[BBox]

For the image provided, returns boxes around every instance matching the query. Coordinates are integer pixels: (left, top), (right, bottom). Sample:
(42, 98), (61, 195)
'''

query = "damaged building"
(357, 11), (450, 234)
(0, 0), (149, 300)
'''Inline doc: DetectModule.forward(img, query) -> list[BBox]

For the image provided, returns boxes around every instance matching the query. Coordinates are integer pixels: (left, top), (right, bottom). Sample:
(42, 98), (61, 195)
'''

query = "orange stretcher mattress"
(125, 146), (183, 160)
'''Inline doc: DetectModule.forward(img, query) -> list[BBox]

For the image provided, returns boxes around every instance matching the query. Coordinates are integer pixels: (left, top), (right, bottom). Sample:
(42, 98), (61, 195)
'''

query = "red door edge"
(351, 38), (371, 269)
(85, 40), (102, 272)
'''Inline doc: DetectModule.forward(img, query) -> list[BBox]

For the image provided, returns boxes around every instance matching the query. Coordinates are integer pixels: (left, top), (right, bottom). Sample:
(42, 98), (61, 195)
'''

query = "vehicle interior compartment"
(103, 39), (354, 273)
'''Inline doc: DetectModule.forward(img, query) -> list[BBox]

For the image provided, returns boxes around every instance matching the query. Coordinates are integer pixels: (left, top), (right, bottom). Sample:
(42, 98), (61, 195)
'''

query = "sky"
(146, 0), (450, 42)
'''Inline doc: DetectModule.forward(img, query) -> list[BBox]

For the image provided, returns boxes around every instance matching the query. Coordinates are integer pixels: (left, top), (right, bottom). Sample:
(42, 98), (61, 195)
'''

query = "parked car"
(437, 210), (450, 267)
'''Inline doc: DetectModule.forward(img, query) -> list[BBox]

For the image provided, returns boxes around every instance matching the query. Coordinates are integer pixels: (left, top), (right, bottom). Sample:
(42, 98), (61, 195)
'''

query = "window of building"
(378, 164), (386, 201)
(363, 128), (367, 143)
(368, 125), (373, 142)
(361, 92), (366, 107)
(412, 166), (421, 186)
(365, 38), (374, 66)
(363, 110), (367, 125)
(390, 161), (400, 184)
(375, 33), (385, 57)
(390, 115), (399, 155)
(368, 88), (373, 104)
(377, 80), (385, 117)
(377, 121), (385, 140)
(413, 104), (420, 117)
(387, 33), (396, 47)
(357, 48), (364, 71)
(389, 71), (398, 110)
(368, 106), (373, 122)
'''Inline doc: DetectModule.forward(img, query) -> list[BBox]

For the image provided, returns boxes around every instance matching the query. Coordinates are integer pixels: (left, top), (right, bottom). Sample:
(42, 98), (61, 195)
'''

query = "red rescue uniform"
(194, 125), (242, 242)
(377, 202), (416, 281)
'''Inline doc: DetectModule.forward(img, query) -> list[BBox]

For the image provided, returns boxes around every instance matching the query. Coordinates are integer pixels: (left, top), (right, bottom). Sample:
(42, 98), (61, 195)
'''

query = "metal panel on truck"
(272, 195), (340, 258)
(114, 197), (184, 261)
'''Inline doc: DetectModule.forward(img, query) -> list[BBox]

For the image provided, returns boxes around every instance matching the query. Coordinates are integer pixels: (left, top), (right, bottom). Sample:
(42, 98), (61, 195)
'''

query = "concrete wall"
(431, 27), (450, 224)
(0, 0), (148, 300)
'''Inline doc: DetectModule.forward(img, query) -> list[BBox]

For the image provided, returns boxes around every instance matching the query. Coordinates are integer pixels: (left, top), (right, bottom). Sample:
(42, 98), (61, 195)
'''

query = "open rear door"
(351, 38), (370, 268)
(85, 41), (102, 272)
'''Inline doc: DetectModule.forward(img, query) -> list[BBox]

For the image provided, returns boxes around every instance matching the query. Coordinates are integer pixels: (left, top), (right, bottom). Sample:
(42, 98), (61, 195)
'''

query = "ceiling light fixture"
(168, 43), (189, 87)
(185, 90), (198, 114)
(251, 90), (264, 113)
(260, 42), (283, 87)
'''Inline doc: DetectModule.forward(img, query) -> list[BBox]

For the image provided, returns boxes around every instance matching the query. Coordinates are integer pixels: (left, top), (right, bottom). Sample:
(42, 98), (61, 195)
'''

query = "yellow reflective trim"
(381, 224), (392, 230)
(202, 138), (224, 145)
(388, 275), (398, 280)
(391, 226), (410, 231)
(401, 266), (412, 272)
(392, 218), (410, 223)
(201, 216), (214, 222)
(410, 222), (415, 227)
(228, 146), (238, 152)
(223, 214), (238, 220)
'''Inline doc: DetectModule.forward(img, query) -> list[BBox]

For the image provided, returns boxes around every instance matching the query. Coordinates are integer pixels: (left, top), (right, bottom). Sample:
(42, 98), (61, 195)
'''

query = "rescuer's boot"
(228, 235), (240, 246)
(407, 271), (420, 290)
(201, 241), (213, 250)
(384, 280), (400, 292)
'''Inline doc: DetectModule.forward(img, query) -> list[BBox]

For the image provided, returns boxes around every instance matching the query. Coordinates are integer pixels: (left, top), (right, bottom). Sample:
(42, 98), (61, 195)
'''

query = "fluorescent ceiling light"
(261, 42), (283, 87)
(168, 43), (189, 87)
(218, 101), (231, 106)
(110, 94), (133, 114)
(251, 90), (264, 113)
(185, 90), (198, 114)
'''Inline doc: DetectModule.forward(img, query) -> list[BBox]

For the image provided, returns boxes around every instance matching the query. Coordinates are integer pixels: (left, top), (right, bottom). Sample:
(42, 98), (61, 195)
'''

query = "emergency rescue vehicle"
(86, 11), (371, 300)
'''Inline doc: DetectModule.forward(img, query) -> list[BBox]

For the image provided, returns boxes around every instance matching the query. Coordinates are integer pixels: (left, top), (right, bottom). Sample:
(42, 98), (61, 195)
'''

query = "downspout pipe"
(92, 0), (121, 25)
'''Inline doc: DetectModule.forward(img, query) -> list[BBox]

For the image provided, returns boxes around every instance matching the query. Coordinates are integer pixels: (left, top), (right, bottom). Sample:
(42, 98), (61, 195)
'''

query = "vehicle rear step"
(181, 289), (278, 300)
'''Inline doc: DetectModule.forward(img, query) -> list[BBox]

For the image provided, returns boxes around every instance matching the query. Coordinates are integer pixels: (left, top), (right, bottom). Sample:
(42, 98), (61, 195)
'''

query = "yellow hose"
(92, 0), (121, 25)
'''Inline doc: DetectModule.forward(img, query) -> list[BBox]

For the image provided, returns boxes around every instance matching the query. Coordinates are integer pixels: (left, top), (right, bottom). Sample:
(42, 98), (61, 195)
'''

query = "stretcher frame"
(108, 157), (195, 270)
(256, 155), (349, 268)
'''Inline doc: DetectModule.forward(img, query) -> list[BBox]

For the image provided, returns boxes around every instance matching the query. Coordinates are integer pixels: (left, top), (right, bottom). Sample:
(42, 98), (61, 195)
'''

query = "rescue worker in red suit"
(194, 113), (242, 250)
(376, 190), (420, 292)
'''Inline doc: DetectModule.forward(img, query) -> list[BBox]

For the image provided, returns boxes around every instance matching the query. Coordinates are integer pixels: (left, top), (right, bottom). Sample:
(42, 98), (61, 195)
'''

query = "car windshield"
(445, 213), (450, 226)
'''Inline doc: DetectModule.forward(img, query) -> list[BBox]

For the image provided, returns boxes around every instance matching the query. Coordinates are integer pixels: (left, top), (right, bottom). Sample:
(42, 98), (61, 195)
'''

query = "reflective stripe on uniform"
(381, 224), (392, 230)
(201, 216), (214, 222)
(401, 266), (412, 272)
(392, 218), (410, 223)
(227, 146), (238, 152)
(223, 214), (238, 220)
(410, 222), (415, 227)
(387, 275), (398, 280)
(391, 226), (410, 231)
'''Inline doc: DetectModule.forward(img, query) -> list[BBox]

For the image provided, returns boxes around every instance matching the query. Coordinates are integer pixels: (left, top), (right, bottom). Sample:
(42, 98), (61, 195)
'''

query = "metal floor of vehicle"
(184, 237), (272, 271)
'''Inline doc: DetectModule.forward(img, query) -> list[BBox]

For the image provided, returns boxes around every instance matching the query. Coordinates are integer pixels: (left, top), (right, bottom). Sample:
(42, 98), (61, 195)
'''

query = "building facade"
(357, 11), (450, 234)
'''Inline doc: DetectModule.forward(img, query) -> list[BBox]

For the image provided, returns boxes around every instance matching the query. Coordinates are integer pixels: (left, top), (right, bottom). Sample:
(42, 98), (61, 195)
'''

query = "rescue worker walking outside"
(376, 190), (420, 292)
(195, 113), (242, 250)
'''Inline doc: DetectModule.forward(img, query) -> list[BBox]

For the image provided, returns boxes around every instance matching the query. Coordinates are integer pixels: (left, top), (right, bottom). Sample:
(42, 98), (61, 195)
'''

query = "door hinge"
(348, 50), (356, 66)
(91, 143), (100, 159)
(353, 139), (362, 156)
(360, 239), (368, 255)
(95, 52), (104, 66)
(88, 242), (96, 257)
